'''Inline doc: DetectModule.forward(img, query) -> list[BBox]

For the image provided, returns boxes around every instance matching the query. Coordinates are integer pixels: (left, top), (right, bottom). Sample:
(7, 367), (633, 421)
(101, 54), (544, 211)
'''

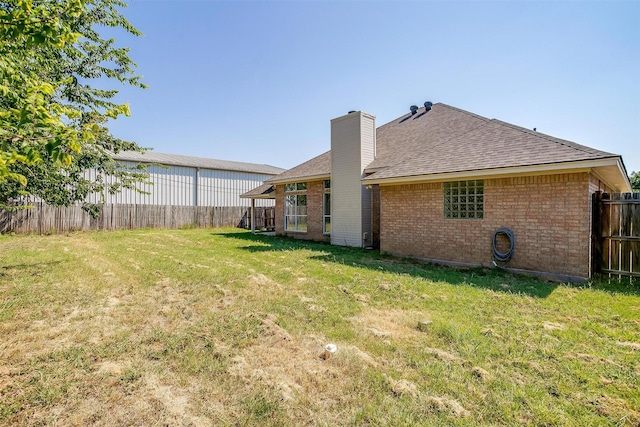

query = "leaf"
(0, 0), (148, 205)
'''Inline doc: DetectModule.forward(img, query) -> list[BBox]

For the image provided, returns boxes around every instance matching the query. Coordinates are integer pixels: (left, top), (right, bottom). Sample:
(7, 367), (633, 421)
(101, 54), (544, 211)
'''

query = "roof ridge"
(113, 151), (285, 173)
(491, 119), (617, 157)
(435, 103), (492, 122)
(116, 150), (282, 167)
(370, 103), (493, 171)
(387, 103), (490, 126)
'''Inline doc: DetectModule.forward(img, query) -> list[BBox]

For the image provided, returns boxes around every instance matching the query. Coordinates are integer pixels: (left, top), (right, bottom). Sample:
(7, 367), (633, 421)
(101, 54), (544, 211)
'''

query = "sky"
(105, 0), (640, 174)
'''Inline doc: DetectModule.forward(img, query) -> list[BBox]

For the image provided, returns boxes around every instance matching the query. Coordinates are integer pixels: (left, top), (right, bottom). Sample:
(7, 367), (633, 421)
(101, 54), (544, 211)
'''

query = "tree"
(0, 0), (148, 212)
(630, 171), (640, 192)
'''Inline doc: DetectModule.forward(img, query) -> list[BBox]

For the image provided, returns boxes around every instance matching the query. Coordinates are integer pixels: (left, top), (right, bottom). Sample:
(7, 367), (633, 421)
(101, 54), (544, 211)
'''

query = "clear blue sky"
(106, 0), (640, 174)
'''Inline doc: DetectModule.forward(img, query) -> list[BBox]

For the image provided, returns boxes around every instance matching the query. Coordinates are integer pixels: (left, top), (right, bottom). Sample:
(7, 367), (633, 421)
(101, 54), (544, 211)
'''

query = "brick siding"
(275, 180), (329, 242)
(380, 172), (594, 278)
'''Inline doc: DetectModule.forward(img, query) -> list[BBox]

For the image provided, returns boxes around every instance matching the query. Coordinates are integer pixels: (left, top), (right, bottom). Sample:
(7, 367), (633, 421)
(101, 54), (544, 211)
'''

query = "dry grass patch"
(353, 308), (425, 341)
(1, 229), (639, 426)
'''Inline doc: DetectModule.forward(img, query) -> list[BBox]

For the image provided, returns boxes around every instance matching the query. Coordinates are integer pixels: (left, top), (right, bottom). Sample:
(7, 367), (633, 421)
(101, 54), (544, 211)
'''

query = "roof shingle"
(265, 151), (331, 184)
(261, 102), (624, 187)
(365, 113), (618, 181)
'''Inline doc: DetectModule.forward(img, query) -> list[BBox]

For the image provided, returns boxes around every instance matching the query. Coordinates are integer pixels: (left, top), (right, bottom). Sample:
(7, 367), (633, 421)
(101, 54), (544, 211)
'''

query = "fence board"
(595, 192), (640, 279)
(0, 202), (272, 234)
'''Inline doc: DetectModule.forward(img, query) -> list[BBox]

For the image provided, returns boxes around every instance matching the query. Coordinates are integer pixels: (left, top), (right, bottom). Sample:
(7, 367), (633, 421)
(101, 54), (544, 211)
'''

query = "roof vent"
(348, 110), (356, 114)
(410, 105), (419, 115)
(424, 101), (433, 111)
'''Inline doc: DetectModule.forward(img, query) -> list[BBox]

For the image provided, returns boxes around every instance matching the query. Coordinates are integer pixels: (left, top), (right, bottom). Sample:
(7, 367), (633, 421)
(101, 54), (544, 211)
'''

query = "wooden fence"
(592, 192), (640, 278)
(0, 202), (273, 234)
(242, 207), (275, 231)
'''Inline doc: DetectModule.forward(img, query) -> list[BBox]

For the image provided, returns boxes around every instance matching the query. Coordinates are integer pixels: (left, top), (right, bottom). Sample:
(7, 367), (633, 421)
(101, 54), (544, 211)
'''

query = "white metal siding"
(85, 163), (275, 207)
(330, 111), (376, 247)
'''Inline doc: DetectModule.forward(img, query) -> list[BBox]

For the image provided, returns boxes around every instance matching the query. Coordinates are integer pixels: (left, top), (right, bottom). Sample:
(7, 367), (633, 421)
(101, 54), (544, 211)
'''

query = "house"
(242, 103), (631, 281)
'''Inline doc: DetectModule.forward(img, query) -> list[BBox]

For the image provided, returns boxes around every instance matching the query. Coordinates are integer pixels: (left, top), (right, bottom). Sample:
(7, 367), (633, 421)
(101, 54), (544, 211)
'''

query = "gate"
(592, 192), (640, 278)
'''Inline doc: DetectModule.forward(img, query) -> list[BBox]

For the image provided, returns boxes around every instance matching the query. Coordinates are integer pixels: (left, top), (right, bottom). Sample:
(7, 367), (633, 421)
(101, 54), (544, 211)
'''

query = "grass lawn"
(0, 228), (638, 426)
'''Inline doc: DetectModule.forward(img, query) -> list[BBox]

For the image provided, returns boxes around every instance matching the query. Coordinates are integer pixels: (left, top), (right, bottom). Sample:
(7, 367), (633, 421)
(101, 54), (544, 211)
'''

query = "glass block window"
(444, 180), (484, 219)
(285, 194), (307, 231)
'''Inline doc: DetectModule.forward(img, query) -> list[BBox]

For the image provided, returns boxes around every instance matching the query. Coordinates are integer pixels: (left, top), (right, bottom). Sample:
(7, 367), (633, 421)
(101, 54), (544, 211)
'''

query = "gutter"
(362, 157), (630, 191)
(267, 173), (331, 185)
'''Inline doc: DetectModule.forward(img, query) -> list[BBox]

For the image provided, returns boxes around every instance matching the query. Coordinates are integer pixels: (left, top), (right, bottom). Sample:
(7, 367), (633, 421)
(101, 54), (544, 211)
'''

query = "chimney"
(330, 111), (376, 247)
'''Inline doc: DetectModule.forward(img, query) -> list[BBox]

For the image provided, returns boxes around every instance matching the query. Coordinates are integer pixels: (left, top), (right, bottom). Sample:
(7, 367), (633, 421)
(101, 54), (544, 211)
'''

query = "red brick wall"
(371, 184), (381, 249)
(379, 172), (593, 278)
(275, 180), (329, 242)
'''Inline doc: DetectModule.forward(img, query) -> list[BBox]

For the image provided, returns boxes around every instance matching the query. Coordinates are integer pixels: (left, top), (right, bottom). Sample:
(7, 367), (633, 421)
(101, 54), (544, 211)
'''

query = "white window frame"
(323, 180), (331, 235)
(284, 182), (307, 232)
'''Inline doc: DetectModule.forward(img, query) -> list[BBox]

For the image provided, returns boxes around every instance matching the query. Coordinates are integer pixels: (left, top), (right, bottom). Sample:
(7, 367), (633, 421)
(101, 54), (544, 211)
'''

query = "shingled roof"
(239, 182), (276, 199)
(265, 150), (331, 184)
(364, 104), (622, 182)
(248, 102), (630, 192)
(367, 104), (490, 172)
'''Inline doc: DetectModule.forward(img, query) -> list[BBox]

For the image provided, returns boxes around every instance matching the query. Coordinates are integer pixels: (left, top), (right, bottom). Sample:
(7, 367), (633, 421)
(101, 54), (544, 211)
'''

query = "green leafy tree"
(630, 171), (640, 192)
(0, 0), (148, 212)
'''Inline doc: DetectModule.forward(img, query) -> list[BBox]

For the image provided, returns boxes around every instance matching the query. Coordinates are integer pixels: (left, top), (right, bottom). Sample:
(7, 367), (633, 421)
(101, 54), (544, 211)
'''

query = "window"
(323, 193), (331, 235)
(444, 180), (484, 219)
(285, 182), (307, 192)
(284, 182), (307, 231)
(323, 180), (331, 234)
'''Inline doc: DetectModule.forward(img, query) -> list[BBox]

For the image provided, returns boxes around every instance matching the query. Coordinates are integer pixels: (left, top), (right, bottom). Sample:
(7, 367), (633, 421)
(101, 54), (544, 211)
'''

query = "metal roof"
(113, 151), (285, 175)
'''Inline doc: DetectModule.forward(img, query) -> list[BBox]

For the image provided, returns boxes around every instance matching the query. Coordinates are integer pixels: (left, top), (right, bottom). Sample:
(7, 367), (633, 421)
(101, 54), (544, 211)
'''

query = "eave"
(267, 173), (331, 185)
(363, 158), (632, 192)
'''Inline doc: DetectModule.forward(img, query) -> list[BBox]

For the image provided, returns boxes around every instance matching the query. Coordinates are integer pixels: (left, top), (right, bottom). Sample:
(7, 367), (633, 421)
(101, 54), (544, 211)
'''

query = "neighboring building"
(88, 151), (285, 208)
(1, 151), (285, 234)
(243, 103), (631, 281)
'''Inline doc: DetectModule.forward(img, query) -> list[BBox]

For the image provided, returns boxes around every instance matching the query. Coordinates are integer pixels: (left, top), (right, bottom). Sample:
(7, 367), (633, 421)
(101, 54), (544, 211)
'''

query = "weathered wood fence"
(0, 202), (273, 234)
(242, 207), (275, 231)
(592, 192), (640, 278)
